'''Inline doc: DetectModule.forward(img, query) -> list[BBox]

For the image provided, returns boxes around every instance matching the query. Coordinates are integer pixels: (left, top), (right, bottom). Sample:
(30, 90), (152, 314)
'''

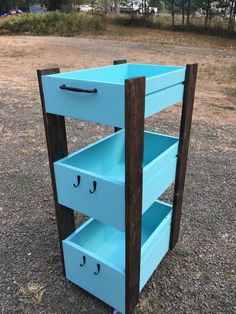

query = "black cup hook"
(80, 256), (86, 267)
(73, 175), (81, 188)
(94, 263), (100, 275)
(89, 181), (97, 194)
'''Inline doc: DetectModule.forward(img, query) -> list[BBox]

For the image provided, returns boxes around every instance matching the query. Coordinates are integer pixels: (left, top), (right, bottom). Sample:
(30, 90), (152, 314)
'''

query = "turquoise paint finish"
(63, 238), (125, 313)
(52, 64), (184, 90)
(42, 63), (185, 127)
(54, 130), (178, 230)
(43, 77), (125, 127)
(63, 200), (172, 314)
(140, 201), (172, 290)
(55, 164), (125, 228)
(145, 83), (184, 118)
(143, 158), (177, 212)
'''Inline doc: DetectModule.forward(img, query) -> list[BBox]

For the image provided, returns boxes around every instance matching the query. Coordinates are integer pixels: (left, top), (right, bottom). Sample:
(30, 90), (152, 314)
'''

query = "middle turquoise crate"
(54, 130), (178, 231)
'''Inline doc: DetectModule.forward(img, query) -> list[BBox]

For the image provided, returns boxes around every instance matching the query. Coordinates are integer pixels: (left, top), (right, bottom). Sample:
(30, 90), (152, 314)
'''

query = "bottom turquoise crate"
(63, 200), (172, 313)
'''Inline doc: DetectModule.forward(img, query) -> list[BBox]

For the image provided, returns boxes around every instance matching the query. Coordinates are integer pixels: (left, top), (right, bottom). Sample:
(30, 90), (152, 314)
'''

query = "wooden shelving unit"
(37, 60), (197, 314)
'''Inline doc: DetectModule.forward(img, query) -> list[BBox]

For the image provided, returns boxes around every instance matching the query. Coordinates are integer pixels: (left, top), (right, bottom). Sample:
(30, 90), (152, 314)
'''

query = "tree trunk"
(224, 0), (229, 19)
(182, 0), (185, 26)
(144, 0), (148, 17)
(233, 0), (236, 30)
(114, 0), (120, 14)
(228, 0), (233, 31)
(186, 0), (191, 26)
(205, 0), (211, 29)
(171, 0), (175, 26)
(228, 0), (236, 31)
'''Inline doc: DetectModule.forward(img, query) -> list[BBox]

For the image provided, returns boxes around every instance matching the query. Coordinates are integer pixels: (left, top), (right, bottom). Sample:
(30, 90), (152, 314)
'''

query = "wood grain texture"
(125, 76), (145, 314)
(37, 68), (75, 273)
(170, 63), (198, 249)
(113, 59), (127, 132)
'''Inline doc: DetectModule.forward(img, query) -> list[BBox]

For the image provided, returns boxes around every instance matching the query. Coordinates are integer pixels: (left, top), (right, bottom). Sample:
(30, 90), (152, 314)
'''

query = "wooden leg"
(37, 68), (75, 273)
(170, 64), (198, 250)
(113, 60), (127, 133)
(125, 76), (145, 314)
(113, 59), (127, 65)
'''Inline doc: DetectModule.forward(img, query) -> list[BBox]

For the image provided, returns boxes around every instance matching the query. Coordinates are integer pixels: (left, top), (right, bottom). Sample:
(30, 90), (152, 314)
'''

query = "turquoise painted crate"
(63, 200), (172, 314)
(54, 130), (178, 231)
(42, 63), (185, 127)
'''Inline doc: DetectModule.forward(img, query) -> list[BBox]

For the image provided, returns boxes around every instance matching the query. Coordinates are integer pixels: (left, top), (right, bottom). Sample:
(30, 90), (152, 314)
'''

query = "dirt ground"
(0, 34), (236, 314)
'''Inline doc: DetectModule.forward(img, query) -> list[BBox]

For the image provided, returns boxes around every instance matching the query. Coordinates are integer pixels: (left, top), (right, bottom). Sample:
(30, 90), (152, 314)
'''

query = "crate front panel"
(63, 201), (172, 313)
(42, 64), (185, 127)
(54, 130), (178, 231)
(42, 77), (125, 127)
(63, 231), (125, 313)
(54, 164), (125, 230)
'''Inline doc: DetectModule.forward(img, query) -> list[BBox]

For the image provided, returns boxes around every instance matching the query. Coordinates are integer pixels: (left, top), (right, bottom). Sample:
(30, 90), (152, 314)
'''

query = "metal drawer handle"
(80, 256), (86, 267)
(89, 181), (97, 194)
(94, 263), (100, 275)
(60, 84), (97, 94)
(73, 175), (81, 188)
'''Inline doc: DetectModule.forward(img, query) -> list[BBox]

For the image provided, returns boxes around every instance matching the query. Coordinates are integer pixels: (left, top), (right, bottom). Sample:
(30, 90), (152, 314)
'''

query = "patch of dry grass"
(89, 24), (236, 50)
(19, 282), (45, 303)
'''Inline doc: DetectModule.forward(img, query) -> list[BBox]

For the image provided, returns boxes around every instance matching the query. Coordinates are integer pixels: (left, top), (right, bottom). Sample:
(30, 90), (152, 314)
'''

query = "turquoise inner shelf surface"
(54, 129), (178, 230)
(42, 63), (186, 127)
(63, 200), (172, 314)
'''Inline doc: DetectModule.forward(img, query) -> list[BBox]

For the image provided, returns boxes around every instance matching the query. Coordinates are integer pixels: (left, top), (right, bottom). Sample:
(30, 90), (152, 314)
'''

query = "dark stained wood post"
(113, 59), (127, 65)
(113, 59), (127, 133)
(37, 68), (75, 272)
(170, 63), (198, 249)
(125, 76), (145, 313)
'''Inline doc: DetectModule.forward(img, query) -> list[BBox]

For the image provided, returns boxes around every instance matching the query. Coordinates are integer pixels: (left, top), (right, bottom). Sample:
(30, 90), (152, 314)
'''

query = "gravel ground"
(0, 36), (235, 314)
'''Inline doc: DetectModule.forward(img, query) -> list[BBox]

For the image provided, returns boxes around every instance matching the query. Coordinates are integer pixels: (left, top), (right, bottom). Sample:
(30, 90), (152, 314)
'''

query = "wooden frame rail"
(37, 68), (75, 273)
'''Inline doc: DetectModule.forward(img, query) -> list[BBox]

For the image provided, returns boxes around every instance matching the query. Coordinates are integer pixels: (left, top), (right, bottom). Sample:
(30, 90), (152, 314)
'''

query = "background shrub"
(1, 12), (107, 36)
(0, 11), (234, 38)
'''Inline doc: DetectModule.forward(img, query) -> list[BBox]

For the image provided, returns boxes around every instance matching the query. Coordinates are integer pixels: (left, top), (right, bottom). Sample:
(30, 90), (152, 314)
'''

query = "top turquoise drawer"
(42, 63), (185, 127)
